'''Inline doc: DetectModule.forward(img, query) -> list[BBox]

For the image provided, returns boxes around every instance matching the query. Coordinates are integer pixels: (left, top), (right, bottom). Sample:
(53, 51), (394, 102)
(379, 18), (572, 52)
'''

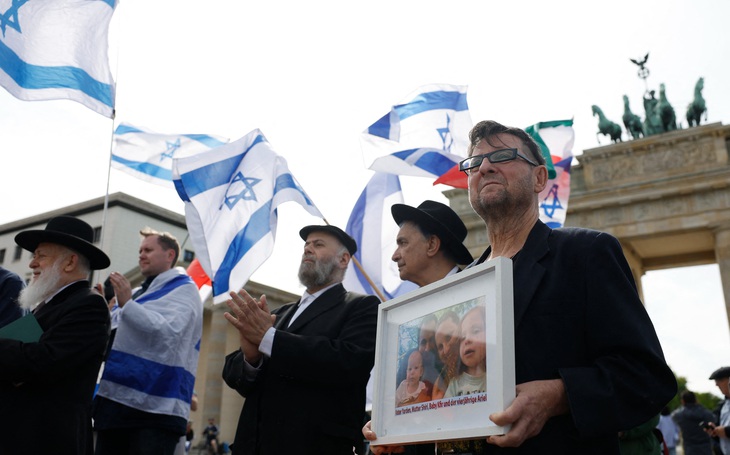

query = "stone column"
(620, 242), (645, 304)
(714, 227), (730, 328)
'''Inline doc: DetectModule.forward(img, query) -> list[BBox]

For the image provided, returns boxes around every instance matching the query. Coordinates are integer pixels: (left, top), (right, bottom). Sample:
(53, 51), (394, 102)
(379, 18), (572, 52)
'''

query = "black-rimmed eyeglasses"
(459, 148), (539, 174)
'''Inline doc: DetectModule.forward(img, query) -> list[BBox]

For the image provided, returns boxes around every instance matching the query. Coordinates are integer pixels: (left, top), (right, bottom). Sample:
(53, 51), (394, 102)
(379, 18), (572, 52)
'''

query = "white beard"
(18, 259), (64, 311)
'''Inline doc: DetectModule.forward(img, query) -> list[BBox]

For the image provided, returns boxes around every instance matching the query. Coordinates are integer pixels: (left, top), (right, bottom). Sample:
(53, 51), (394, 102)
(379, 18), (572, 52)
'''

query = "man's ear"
(534, 165), (549, 193)
(166, 248), (176, 266)
(339, 251), (351, 269)
(426, 235), (442, 258)
(63, 254), (78, 272)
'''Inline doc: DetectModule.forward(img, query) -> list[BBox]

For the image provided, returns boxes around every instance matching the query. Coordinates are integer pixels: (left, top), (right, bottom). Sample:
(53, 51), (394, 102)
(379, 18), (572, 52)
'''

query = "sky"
(1, 0), (729, 394)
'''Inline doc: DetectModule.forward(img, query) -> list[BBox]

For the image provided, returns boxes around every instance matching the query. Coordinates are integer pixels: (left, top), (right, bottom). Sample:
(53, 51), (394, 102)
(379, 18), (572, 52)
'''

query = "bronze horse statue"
(658, 83), (677, 132)
(686, 77), (707, 127)
(592, 105), (622, 144)
(622, 95), (643, 139)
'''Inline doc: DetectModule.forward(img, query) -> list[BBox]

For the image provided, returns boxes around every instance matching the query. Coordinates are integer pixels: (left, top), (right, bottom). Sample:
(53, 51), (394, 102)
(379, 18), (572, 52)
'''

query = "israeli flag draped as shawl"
(112, 123), (229, 187)
(173, 129), (323, 303)
(99, 267), (203, 420)
(0, 0), (117, 117)
(361, 84), (472, 178)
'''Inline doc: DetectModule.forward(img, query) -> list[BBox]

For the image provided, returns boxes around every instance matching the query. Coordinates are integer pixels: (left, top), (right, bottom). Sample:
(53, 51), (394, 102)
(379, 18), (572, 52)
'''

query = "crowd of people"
(1, 119), (729, 455)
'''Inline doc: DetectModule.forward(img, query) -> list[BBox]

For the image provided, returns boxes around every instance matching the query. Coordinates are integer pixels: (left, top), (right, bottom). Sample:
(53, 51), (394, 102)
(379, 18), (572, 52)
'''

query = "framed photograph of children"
(370, 257), (515, 446)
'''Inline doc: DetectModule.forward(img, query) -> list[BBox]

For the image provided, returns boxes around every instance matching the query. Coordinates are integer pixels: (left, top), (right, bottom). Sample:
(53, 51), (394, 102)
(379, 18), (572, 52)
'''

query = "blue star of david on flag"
(221, 172), (261, 209)
(361, 84), (472, 178)
(436, 113), (455, 153)
(0, 0), (28, 36)
(540, 184), (563, 218)
(0, 0), (117, 117)
(173, 128), (323, 303)
(160, 139), (181, 161)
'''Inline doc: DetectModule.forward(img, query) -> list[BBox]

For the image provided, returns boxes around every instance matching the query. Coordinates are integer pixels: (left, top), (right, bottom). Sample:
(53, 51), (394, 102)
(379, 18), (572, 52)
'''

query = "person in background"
(618, 415), (662, 455)
(0, 216), (111, 454)
(657, 406), (679, 455)
(94, 227), (203, 455)
(203, 417), (220, 454)
(672, 390), (716, 455)
(0, 266), (23, 327)
(708, 367), (730, 455)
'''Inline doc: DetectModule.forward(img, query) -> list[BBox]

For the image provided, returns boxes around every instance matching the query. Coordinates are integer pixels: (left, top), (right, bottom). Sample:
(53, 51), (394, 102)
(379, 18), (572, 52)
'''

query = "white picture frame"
(370, 257), (515, 445)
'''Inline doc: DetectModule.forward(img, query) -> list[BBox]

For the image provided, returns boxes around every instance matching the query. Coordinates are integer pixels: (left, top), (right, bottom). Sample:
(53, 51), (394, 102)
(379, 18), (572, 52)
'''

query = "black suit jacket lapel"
(512, 221), (550, 327)
(274, 301), (300, 331)
(35, 281), (89, 317)
(286, 284), (345, 333)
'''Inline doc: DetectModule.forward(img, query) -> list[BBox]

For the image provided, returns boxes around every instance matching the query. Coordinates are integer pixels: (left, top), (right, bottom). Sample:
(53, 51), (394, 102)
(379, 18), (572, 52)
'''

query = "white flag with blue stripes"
(112, 123), (229, 187)
(361, 84), (472, 178)
(173, 129), (323, 303)
(343, 172), (417, 300)
(0, 0), (117, 117)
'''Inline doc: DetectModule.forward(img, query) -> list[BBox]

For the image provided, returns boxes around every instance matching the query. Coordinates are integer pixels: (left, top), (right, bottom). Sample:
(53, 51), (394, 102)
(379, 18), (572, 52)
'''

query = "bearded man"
(222, 225), (379, 455)
(0, 216), (111, 454)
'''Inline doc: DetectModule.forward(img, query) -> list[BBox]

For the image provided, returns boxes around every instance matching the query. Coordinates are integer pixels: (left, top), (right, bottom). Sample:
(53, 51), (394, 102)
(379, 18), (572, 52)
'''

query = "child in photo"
(395, 349), (431, 407)
(444, 305), (487, 398)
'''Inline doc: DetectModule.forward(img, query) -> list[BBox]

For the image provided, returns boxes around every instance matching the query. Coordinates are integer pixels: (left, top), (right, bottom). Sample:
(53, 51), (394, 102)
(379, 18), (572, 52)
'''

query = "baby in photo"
(395, 349), (431, 407)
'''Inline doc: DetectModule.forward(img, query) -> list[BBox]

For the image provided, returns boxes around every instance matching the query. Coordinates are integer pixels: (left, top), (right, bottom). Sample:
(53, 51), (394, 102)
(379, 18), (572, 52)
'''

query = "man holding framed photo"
(459, 120), (675, 453)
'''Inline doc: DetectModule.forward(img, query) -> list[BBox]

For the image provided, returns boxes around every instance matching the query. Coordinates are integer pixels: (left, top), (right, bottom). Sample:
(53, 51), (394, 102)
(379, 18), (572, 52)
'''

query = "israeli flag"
(539, 156), (572, 229)
(0, 0), (117, 117)
(173, 129), (323, 303)
(112, 123), (228, 187)
(343, 172), (417, 300)
(361, 84), (472, 178)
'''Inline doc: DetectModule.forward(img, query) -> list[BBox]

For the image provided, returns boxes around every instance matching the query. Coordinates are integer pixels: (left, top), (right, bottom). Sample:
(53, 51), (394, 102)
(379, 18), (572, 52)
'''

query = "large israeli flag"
(173, 129), (323, 303)
(361, 84), (472, 178)
(0, 0), (117, 117)
(343, 172), (418, 300)
(112, 123), (228, 187)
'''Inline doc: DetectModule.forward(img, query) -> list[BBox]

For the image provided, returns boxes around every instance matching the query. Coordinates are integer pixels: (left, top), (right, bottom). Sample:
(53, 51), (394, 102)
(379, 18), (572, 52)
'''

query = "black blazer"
(223, 283), (379, 455)
(474, 221), (676, 454)
(0, 280), (111, 455)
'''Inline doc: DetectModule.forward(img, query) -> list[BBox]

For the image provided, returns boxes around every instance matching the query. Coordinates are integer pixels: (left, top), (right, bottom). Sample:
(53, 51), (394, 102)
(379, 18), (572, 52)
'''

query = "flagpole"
(321, 218), (386, 302)
(96, 6), (123, 285)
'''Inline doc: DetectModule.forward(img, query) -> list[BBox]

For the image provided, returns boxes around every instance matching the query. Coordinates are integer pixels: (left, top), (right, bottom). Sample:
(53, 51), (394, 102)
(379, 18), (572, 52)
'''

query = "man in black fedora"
(222, 225), (379, 455)
(0, 215), (111, 454)
(364, 200), (481, 455)
(390, 200), (473, 287)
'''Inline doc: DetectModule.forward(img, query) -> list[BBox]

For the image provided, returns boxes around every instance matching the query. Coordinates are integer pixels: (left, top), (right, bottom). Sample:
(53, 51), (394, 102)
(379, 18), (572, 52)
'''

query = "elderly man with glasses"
(369, 120), (677, 455)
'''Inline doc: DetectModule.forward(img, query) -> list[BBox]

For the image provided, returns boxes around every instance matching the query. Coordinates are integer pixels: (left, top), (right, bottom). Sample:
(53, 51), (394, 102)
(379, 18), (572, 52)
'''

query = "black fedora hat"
(391, 200), (473, 265)
(299, 225), (357, 255)
(15, 216), (110, 270)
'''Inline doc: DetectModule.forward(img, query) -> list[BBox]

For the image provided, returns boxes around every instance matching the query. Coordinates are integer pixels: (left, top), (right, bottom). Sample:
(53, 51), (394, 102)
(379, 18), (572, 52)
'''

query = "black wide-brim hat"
(15, 216), (111, 270)
(299, 225), (357, 255)
(391, 200), (473, 265)
(709, 366), (730, 380)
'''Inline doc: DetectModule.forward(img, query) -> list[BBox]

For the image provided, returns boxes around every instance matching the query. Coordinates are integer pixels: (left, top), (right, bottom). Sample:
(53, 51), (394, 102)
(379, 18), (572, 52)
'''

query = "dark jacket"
(222, 283), (379, 455)
(473, 221), (676, 454)
(0, 281), (111, 454)
(0, 266), (23, 328)
(672, 403), (716, 455)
